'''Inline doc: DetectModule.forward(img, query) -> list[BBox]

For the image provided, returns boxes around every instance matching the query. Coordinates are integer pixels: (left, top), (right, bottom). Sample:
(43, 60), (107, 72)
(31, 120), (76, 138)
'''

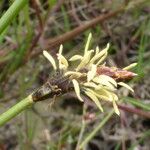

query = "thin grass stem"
(0, 0), (28, 35)
(79, 110), (114, 149)
(0, 95), (33, 126)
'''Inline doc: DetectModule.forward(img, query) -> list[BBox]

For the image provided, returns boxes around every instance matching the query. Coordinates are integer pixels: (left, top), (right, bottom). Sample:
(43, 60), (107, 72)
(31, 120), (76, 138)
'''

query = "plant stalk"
(0, 0), (28, 35)
(0, 95), (34, 126)
(0, 79), (63, 127)
(79, 110), (114, 149)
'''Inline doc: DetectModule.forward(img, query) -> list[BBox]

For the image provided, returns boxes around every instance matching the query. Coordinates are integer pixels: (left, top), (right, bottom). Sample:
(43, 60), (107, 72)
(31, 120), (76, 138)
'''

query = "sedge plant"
(0, 33), (137, 126)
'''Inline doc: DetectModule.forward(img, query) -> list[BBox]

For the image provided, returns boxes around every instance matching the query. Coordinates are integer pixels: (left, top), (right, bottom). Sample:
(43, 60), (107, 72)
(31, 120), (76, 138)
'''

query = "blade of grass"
(48, 0), (57, 9)
(16, 124), (24, 149)
(26, 111), (38, 142)
(114, 142), (121, 150)
(136, 20), (149, 78)
(0, 0), (28, 35)
(61, 5), (71, 32)
(75, 105), (87, 150)
(0, 26), (9, 43)
(79, 110), (114, 149)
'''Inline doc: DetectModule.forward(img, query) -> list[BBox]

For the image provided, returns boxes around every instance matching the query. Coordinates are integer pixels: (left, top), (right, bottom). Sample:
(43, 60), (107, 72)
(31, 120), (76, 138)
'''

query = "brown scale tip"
(96, 66), (137, 81)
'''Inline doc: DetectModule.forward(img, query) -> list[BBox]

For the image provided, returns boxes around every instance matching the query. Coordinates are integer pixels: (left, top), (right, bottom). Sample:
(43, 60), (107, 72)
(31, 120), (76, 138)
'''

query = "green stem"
(0, 95), (34, 127)
(75, 105), (86, 150)
(79, 110), (114, 149)
(0, 0), (28, 35)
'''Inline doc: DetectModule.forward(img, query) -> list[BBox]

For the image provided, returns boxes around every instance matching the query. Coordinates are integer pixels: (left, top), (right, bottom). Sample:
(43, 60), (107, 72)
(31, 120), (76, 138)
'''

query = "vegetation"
(0, 0), (150, 149)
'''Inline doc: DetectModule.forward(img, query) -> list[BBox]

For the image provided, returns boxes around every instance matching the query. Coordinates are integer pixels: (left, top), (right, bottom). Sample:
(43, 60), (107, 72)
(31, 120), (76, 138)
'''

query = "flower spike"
(42, 33), (137, 116)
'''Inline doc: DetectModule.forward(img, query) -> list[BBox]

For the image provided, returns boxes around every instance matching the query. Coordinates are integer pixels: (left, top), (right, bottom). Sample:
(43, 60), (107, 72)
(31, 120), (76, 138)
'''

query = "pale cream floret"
(76, 50), (94, 71)
(90, 43), (109, 65)
(84, 33), (92, 55)
(87, 64), (97, 82)
(57, 54), (69, 70)
(95, 75), (117, 87)
(123, 63), (137, 70)
(84, 89), (103, 112)
(64, 71), (83, 78)
(92, 76), (116, 91)
(95, 46), (100, 55)
(83, 82), (101, 89)
(69, 55), (83, 61)
(118, 82), (134, 93)
(57, 44), (69, 70)
(43, 50), (57, 70)
(72, 79), (83, 102)
(96, 52), (108, 66)
(112, 100), (120, 115)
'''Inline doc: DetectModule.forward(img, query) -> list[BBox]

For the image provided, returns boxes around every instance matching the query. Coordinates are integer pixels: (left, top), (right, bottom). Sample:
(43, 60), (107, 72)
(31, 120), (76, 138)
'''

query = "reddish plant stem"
(46, 7), (124, 48)
(118, 104), (150, 119)
(0, 4), (125, 74)
(32, 0), (43, 30)
(24, 0), (44, 61)
(31, 5), (125, 57)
